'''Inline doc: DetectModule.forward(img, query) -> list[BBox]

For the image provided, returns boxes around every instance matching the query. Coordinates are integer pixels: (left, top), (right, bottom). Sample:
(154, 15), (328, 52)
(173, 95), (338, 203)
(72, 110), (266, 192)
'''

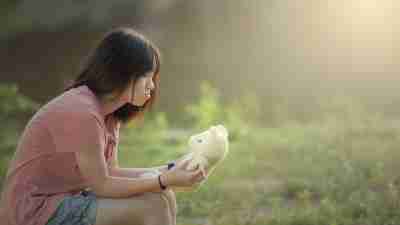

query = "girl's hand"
(174, 152), (194, 169)
(161, 158), (206, 187)
(173, 152), (208, 178)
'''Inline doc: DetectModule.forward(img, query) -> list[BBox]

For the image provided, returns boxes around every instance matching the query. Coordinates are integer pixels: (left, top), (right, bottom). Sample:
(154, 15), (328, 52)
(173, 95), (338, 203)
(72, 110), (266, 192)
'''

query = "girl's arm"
(109, 153), (191, 178)
(107, 150), (170, 176)
(76, 142), (167, 198)
(109, 166), (169, 178)
(107, 150), (172, 177)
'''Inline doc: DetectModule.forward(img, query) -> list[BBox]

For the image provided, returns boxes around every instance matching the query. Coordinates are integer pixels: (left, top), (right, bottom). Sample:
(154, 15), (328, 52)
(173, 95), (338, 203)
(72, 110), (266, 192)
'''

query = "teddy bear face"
(172, 124), (229, 192)
(188, 125), (227, 148)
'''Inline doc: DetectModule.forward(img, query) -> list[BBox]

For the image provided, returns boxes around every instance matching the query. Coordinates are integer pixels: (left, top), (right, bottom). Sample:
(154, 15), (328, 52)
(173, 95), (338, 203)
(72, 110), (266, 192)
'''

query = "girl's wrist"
(162, 171), (174, 186)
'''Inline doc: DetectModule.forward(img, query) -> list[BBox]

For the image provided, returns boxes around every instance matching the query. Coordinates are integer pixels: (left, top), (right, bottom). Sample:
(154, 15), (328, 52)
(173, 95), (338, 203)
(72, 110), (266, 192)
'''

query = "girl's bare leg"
(94, 190), (176, 225)
(161, 189), (177, 225)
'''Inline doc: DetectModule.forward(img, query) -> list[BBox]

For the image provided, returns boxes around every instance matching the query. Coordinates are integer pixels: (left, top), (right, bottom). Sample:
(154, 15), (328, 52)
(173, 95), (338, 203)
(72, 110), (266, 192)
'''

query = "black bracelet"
(167, 162), (175, 170)
(158, 174), (167, 190)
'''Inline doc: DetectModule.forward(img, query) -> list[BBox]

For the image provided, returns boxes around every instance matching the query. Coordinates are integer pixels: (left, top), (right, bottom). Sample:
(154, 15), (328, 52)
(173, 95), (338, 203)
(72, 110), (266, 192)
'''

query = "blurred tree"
(0, 83), (38, 185)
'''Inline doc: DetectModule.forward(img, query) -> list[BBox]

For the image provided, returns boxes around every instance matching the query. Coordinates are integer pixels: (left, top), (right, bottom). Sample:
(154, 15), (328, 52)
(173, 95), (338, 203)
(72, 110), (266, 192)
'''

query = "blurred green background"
(2, 1), (400, 224)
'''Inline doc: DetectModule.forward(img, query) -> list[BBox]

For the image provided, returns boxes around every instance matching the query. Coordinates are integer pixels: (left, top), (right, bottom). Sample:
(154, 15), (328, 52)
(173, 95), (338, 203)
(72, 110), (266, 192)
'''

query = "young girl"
(0, 27), (206, 225)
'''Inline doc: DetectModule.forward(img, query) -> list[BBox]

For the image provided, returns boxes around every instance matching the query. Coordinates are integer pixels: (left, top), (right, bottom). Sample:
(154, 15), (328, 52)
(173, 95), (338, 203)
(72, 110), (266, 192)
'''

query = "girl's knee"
(142, 192), (172, 225)
(161, 189), (176, 203)
(143, 192), (170, 212)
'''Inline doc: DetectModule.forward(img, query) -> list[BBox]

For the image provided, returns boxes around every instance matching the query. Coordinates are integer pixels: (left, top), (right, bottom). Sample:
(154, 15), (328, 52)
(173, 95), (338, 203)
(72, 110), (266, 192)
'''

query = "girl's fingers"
(200, 166), (206, 178)
(191, 167), (205, 181)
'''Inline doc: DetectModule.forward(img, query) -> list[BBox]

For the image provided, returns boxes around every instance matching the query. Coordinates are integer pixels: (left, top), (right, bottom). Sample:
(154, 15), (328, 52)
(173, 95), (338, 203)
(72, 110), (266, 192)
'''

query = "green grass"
(117, 114), (400, 225)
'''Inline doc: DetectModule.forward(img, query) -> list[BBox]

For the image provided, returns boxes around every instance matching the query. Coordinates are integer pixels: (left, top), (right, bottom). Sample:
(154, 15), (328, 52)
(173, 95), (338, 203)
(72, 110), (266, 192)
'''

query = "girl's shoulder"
(38, 85), (104, 126)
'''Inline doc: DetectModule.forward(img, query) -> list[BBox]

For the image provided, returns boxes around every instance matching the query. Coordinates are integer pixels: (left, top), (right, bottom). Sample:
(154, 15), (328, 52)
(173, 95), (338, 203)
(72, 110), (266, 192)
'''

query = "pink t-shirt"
(0, 85), (124, 225)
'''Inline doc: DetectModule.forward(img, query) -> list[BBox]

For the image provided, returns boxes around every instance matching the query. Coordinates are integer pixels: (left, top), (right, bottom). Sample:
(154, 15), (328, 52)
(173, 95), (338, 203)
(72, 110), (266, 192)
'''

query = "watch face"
(168, 162), (175, 170)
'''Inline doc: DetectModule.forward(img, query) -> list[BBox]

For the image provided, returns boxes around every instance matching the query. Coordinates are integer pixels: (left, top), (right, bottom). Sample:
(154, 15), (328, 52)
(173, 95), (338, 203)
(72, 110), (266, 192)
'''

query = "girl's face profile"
(130, 71), (155, 106)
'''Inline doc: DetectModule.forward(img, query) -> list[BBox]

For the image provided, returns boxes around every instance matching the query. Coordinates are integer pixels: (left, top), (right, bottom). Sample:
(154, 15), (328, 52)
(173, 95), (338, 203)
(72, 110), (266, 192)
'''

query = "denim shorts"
(45, 190), (97, 225)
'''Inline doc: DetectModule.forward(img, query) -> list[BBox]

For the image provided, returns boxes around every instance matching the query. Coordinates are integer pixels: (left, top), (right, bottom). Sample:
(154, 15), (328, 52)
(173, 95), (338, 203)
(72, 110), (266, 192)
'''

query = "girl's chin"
(131, 97), (150, 106)
(130, 102), (144, 107)
(136, 100), (148, 107)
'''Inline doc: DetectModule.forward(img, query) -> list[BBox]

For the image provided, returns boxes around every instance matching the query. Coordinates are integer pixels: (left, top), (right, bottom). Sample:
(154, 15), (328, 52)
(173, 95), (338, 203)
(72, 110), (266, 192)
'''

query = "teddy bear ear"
(210, 126), (217, 134)
(214, 125), (228, 138)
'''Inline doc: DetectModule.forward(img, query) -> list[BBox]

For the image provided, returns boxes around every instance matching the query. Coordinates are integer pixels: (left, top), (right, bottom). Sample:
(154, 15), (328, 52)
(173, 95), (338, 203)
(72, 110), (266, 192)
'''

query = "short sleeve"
(48, 111), (107, 154)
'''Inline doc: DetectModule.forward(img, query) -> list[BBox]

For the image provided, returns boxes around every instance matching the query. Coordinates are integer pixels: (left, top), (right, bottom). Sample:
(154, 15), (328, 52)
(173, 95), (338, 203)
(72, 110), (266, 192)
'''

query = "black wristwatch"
(158, 174), (167, 190)
(167, 162), (175, 170)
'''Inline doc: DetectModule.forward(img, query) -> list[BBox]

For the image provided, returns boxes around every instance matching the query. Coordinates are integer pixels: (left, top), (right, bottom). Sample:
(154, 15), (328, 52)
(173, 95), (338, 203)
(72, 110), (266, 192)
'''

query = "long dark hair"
(65, 27), (161, 124)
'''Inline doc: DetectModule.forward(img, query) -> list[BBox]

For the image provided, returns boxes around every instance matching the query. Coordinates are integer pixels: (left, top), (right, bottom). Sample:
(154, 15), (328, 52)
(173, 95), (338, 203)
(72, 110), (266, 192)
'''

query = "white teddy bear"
(173, 124), (229, 192)
(139, 124), (229, 192)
